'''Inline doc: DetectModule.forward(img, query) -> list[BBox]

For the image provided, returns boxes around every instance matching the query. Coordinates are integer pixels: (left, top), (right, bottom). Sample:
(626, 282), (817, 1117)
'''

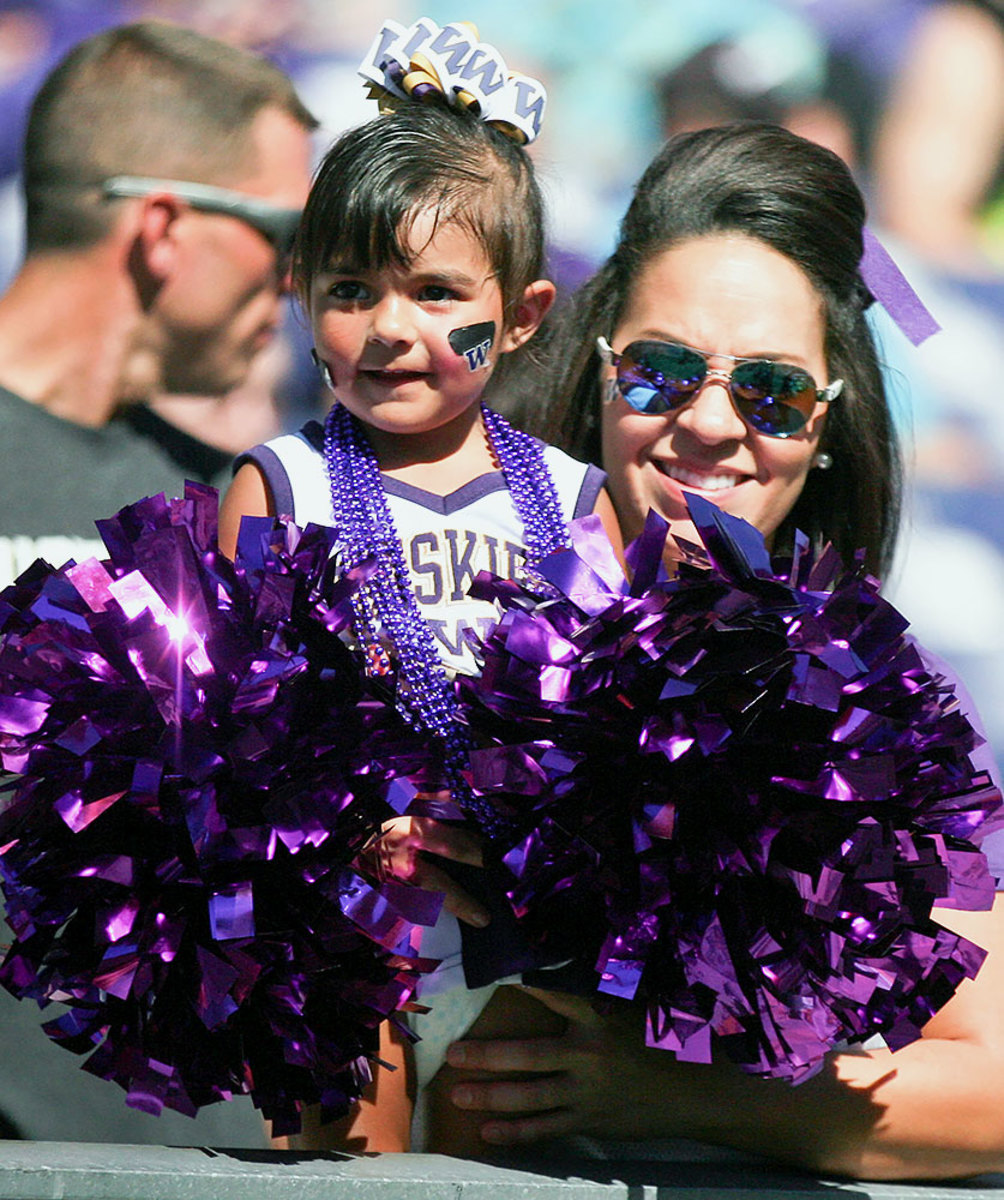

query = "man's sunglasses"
(102, 176), (302, 264)
(597, 336), (843, 439)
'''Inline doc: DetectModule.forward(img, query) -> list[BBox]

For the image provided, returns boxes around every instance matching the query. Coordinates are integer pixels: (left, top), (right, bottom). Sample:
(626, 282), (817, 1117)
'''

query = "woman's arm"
(445, 893), (1004, 1180)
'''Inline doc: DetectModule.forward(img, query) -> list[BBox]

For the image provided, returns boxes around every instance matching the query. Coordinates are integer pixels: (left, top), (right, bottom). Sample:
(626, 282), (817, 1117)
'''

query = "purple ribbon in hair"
(861, 228), (941, 346)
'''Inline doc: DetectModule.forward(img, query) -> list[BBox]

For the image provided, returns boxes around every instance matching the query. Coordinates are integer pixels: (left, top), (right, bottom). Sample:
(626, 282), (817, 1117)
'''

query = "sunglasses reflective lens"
(613, 340), (820, 437)
(616, 342), (707, 414)
(729, 361), (817, 436)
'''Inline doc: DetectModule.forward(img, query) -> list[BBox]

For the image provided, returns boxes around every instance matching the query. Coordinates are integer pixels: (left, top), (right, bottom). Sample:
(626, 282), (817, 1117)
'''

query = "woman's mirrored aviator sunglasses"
(597, 336), (843, 439)
(102, 176), (302, 268)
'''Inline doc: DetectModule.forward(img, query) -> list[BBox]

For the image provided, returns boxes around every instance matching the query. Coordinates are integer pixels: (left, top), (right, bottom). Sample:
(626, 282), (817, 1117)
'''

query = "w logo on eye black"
(448, 321), (496, 372)
(463, 338), (493, 370)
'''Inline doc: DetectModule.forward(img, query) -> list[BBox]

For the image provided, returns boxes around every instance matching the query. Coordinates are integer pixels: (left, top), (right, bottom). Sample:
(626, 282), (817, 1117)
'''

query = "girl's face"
(310, 213), (518, 447)
(600, 233), (833, 556)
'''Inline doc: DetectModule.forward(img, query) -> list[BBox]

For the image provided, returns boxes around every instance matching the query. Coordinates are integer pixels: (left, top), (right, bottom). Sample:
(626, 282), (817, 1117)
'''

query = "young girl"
(219, 23), (621, 1153)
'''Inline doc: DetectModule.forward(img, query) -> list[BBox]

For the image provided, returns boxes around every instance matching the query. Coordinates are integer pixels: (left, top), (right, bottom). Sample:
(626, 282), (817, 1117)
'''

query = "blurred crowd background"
(2, 0), (1002, 769)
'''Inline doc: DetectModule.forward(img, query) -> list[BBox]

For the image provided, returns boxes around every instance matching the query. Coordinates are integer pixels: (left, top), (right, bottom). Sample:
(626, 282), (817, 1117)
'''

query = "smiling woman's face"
(600, 233), (835, 556)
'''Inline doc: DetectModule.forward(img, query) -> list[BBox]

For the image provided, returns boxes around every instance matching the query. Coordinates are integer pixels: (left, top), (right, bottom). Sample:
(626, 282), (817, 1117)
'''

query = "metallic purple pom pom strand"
(459, 494), (1003, 1083)
(0, 483), (443, 1133)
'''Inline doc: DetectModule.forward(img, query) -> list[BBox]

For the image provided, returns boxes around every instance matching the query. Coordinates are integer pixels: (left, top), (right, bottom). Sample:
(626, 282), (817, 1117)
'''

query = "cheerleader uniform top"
(236, 419), (606, 675)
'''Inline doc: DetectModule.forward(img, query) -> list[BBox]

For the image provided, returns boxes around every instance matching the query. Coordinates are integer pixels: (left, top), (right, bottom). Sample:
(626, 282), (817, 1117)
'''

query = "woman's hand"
(358, 815), (490, 927)
(442, 898), (1004, 1180)
(444, 987), (670, 1145)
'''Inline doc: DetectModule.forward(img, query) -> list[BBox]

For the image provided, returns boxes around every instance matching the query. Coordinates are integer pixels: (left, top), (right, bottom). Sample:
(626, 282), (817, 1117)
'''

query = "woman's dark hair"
(293, 101), (546, 391)
(538, 122), (901, 578)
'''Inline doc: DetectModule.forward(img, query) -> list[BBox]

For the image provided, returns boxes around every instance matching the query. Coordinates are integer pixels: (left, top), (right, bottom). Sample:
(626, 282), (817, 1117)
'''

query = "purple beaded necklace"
(323, 401), (568, 834)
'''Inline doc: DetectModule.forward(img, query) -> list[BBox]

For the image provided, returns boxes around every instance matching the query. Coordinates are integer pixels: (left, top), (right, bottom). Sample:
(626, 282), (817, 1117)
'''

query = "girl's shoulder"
(236, 421), (324, 469)
(539, 441), (607, 521)
(539, 439), (595, 470)
(233, 421), (328, 526)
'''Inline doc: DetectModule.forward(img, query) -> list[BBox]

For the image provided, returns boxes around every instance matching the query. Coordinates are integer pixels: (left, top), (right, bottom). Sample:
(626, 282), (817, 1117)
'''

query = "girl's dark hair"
(538, 122), (901, 578)
(293, 101), (546, 390)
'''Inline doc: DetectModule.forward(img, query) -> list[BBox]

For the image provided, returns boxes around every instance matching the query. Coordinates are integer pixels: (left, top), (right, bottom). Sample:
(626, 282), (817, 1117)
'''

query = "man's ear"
(500, 278), (557, 352)
(134, 193), (185, 283)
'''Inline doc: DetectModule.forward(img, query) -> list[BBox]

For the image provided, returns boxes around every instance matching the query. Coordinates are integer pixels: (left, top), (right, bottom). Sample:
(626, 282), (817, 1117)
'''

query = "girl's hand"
(359, 816), (490, 927)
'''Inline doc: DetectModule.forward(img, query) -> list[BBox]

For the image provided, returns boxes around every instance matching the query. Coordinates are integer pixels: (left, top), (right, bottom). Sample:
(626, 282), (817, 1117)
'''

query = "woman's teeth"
(659, 463), (741, 492)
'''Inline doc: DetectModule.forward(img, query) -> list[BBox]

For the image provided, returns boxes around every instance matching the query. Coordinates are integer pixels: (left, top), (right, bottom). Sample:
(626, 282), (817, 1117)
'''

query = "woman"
(434, 123), (1004, 1181)
(538, 121), (898, 577)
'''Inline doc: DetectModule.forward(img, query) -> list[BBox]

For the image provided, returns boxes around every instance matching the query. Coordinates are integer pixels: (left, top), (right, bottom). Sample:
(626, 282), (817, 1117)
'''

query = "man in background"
(0, 20), (315, 1145)
(0, 19), (315, 589)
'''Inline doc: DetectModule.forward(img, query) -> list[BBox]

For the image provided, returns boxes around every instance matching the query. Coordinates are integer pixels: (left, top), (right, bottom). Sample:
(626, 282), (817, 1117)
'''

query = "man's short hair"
(23, 20), (317, 252)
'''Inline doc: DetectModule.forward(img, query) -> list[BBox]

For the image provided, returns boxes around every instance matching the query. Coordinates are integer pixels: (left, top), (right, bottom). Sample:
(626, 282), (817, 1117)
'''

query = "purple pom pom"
(0, 484), (443, 1133)
(459, 498), (1004, 1083)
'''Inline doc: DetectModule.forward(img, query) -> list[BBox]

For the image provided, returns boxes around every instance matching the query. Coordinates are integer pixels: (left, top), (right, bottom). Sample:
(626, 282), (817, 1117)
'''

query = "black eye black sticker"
(448, 321), (496, 371)
(310, 348), (335, 391)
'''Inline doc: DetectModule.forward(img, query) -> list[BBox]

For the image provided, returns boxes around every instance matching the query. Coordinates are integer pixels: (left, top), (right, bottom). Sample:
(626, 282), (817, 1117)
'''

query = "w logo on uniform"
(448, 321), (496, 371)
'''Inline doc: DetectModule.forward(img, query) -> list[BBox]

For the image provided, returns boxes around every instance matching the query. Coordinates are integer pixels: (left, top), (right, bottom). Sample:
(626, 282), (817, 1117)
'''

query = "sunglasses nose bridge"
(676, 365), (750, 441)
(700, 365), (734, 391)
(694, 364), (748, 414)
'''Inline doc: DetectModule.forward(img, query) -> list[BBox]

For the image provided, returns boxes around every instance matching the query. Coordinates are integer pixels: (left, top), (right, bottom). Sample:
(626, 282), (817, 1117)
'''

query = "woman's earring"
(813, 451), (833, 471)
(311, 348), (335, 392)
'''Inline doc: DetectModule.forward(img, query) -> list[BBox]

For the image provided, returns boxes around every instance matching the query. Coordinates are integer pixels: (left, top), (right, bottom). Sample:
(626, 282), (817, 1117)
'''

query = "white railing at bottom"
(1, 1142), (1004, 1200)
